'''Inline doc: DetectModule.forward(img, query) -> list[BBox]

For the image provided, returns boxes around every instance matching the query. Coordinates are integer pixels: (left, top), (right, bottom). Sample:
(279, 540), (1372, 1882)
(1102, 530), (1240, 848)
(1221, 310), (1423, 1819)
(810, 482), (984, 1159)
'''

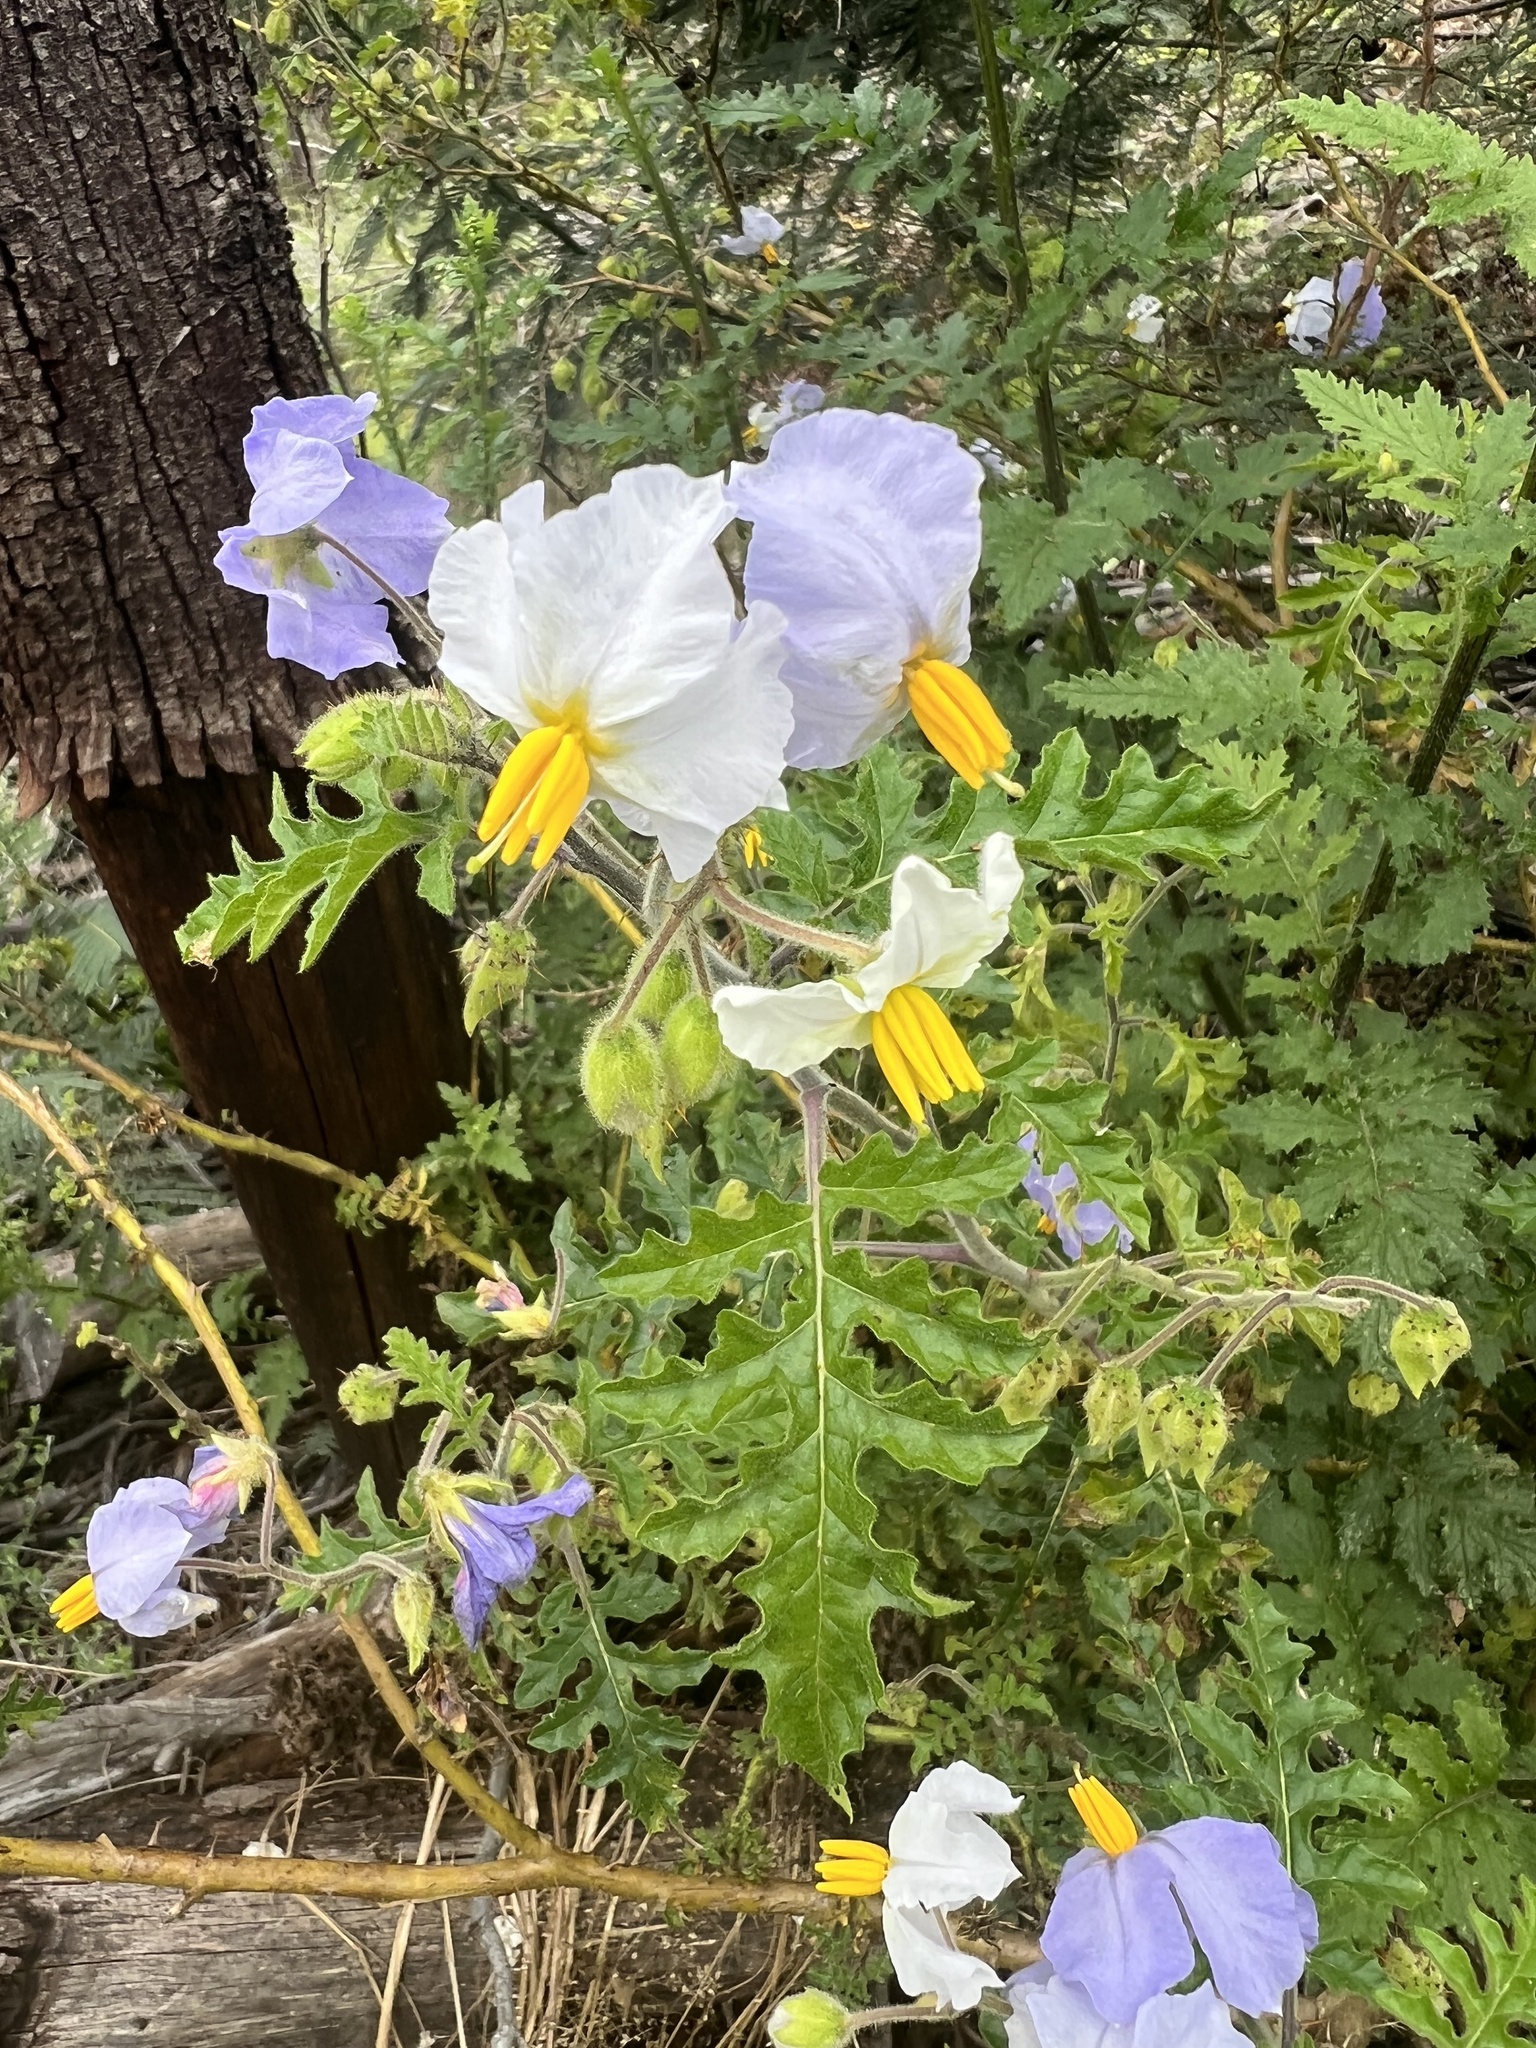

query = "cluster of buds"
(582, 949), (728, 1169)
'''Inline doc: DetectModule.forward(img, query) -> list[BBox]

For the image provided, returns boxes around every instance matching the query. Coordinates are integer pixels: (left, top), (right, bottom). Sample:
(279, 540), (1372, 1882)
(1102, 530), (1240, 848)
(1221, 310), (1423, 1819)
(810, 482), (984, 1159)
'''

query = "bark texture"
(0, 0), (472, 1487)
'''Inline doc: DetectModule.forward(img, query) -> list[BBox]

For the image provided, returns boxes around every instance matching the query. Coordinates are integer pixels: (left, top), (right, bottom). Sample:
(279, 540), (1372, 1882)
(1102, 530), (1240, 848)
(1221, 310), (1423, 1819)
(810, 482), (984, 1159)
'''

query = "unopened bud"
(1083, 1363), (1141, 1450)
(393, 1576), (435, 1673)
(261, 5), (292, 42)
(1348, 1369), (1401, 1417)
(1389, 1298), (1471, 1398)
(1137, 1379), (1229, 1489)
(550, 357), (577, 392)
(299, 697), (376, 781)
(630, 949), (693, 1026)
(582, 1016), (665, 1137)
(431, 72), (459, 100)
(661, 995), (726, 1106)
(766, 1991), (851, 2048)
(370, 64), (394, 93)
(460, 922), (535, 1033)
(412, 53), (434, 81)
(338, 1362), (402, 1425)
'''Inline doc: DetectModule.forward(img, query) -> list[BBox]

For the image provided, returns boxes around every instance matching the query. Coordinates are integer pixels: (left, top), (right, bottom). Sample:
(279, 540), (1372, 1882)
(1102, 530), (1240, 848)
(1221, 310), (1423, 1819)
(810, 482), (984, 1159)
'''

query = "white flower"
(428, 469), (794, 881)
(714, 834), (1023, 1125)
(747, 379), (826, 449)
(1280, 276), (1336, 355)
(1281, 261), (1387, 357)
(720, 205), (786, 259)
(971, 437), (1024, 484)
(1123, 295), (1165, 345)
(727, 408), (1010, 787)
(1006, 1967), (1249, 2048)
(816, 1762), (1021, 2013)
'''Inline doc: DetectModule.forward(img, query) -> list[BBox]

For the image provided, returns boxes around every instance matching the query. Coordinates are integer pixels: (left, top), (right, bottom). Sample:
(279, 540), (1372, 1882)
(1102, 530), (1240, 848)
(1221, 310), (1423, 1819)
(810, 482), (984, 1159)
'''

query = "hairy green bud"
(431, 72), (459, 101)
(582, 1016), (665, 1136)
(766, 1991), (851, 2048)
(1137, 1378), (1229, 1489)
(1083, 1362), (1141, 1450)
(550, 357), (577, 393)
(505, 1402), (587, 1491)
(630, 948), (693, 1026)
(661, 995), (726, 1106)
(370, 64), (394, 93)
(338, 1362), (402, 1425)
(998, 1348), (1069, 1423)
(1389, 1298), (1471, 1398)
(261, 5), (292, 43)
(393, 1575), (435, 1674)
(460, 922), (535, 1034)
(1348, 1369), (1401, 1417)
(1381, 1938), (1446, 1998)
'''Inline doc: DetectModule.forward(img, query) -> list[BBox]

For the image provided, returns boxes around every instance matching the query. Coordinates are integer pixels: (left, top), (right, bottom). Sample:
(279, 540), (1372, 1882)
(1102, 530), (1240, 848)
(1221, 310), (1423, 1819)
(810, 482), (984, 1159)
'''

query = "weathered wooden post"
(0, 0), (470, 1489)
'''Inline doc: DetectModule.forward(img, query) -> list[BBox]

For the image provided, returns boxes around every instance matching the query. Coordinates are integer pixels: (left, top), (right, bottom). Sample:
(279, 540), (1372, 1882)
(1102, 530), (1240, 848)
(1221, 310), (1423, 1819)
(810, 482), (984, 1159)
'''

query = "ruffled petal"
(882, 1901), (1001, 2012)
(264, 588), (399, 679)
(729, 409), (982, 769)
(884, 1760), (1020, 1909)
(1149, 1818), (1316, 2017)
(1132, 1983), (1250, 2048)
(118, 1582), (219, 1638)
(856, 844), (1020, 1004)
(713, 980), (869, 1076)
(1041, 1842), (1194, 2025)
(244, 428), (351, 534)
(1008, 1968), (1249, 2048)
(429, 520), (527, 724)
(87, 1488), (198, 1620)
(325, 455), (451, 595)
(249, 391), (378, 445)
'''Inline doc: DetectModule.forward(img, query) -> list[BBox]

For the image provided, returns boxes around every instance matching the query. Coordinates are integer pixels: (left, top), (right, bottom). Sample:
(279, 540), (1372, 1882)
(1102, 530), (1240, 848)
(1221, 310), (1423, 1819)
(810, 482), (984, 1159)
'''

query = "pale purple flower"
(1041, 1815), (1318, 2022)
(1020, 1130), (1131, 1259)
(1282, 259), (1386, 357)
(721, 205), (785, 258)
(215, 391), (451, 680)
(747, 379), (825, 448)
(434, 1472), (593, 1647)
(186, 1443), (243, 1525)
(83, 1473), (233, 1637)
(727, 408), (984, 769)
(1006, 1966), (1248, 2048)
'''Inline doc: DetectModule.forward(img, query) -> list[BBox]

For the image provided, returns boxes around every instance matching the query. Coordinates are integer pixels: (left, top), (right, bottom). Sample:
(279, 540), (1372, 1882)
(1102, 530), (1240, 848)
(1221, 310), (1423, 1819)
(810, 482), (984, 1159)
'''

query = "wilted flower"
(473, 1270), (552, 1340)
(1020, 1131), (1132, 1259)
(816, 1761), (1020, 2011)
(422, 1469), (593, 1648)
(1041, 1778), (1318, 2022)
(1282, 259), (1386, 357)
(429, 470), (793, 880)
(720, 205), (786, 259)
(1006, 1966), (1248, 2048)
(1124, 295), (1166, 344)
(713, 835), (1023, 1126)
(215, 392), (450, 679)
(747, 379), (825, 448)
(51, 1469), (236, 1638)
(185, 1437), (268, 1522)
(728, 408), (1010, 787)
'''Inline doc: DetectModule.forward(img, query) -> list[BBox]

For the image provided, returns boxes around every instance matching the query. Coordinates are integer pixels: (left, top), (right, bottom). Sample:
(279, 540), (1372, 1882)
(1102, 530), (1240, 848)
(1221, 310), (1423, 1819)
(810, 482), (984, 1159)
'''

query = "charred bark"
(0, 0), (470, 1488)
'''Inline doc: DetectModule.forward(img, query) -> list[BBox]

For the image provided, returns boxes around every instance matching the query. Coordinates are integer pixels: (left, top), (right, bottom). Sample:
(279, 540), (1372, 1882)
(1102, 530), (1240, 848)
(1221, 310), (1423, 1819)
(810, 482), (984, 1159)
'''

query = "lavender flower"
(1006, 1966), (1248, 2048)
(1020, 1131), (1131, 1259)
(426, 1471), (593, 1647)
(1282, 260), (1386, 357)
(215, 391), (450, 680)
(721, 205), (786, 259)
(1040, 1779), (1318, 2022)
(747, 379), (825, 448)
(50, 1470), (235, 1638)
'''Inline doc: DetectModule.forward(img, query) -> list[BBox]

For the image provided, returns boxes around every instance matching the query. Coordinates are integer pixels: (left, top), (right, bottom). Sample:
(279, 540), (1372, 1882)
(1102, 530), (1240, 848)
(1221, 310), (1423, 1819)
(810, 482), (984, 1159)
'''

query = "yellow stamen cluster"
(904, 657), (1011, 790)
(815, 1838), (892, 1897)
(477, 722), (592, 871)
(742, 826), (771, 870)
(870, 983), (984, 1127)
(50, 1572), (100, 1633)
(1070, 1776), (1140, 1857)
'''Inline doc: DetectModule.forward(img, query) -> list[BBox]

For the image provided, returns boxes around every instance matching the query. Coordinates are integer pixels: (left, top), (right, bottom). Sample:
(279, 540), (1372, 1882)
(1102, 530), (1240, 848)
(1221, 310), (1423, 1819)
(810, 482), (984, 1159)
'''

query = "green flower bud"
(714, 1178), (756, 1221)
(412, 53), (434, 81)
(1083, 1363), (1141, 1450)
(299, 696), (378, 781)
(430, 72), (459, 101)
(1348, 1369), (1401, 1417)
(393, 1575), (435, 1673)
(1137, 1378), (1229, 1489)
(338, 1362), (402, 1425)
(766, 1991), (851, 2048)
(550, 357), (577, 393)
(661, 995), (726, 1107)
(630, 948), (693, 1026)
(1389, 1298), (1471, 1398)
(582, 1016), (665, 1137)
(370, 64), (394, 93)
(261, 5), (292, 43)
(460, 922), (535, 1034)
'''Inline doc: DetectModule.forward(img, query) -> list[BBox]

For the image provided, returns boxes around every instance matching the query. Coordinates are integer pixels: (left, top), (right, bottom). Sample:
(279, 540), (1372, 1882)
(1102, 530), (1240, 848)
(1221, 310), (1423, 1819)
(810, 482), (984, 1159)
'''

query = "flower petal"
(1148, 1817), (1316, 2017)
(118, 1582), (219, 1638)
(855, 844), (1020, 1005)
(244, 428), (351, 535)
(1041, 1842), (1194, 2025)
(1132, 1983), (1250, 2048)
(429, 519), (527, 725)
(250, 392), (378, 445)
(713, 981), (869, 1076)
(264, 588), (399, 679)
(324, 455), (451, 596)
(882, 1901), (1001, 2012)
(87, 1486), (198, 1621)
(885, 1760), (1020, 1909)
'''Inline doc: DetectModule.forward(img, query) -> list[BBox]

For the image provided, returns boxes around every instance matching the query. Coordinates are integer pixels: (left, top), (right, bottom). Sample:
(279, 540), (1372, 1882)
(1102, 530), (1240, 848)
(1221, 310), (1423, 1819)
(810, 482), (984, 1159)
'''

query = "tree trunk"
(0, 0), (470, 1488)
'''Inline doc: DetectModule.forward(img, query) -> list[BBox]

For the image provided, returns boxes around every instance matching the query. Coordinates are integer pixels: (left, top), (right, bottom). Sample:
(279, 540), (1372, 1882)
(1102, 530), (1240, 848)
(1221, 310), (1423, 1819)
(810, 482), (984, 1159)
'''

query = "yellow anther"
(761, 243), (780, 265)
(742, 826), (771, 869)
(1070, 1776), (1140, 1857)
(815, 1838), (892, 1897)
(477, 721), (592, 873)
(50, 1572), (100, 1633)
(904, 658), (1011, 790)
(870, 984), (984, 1128)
